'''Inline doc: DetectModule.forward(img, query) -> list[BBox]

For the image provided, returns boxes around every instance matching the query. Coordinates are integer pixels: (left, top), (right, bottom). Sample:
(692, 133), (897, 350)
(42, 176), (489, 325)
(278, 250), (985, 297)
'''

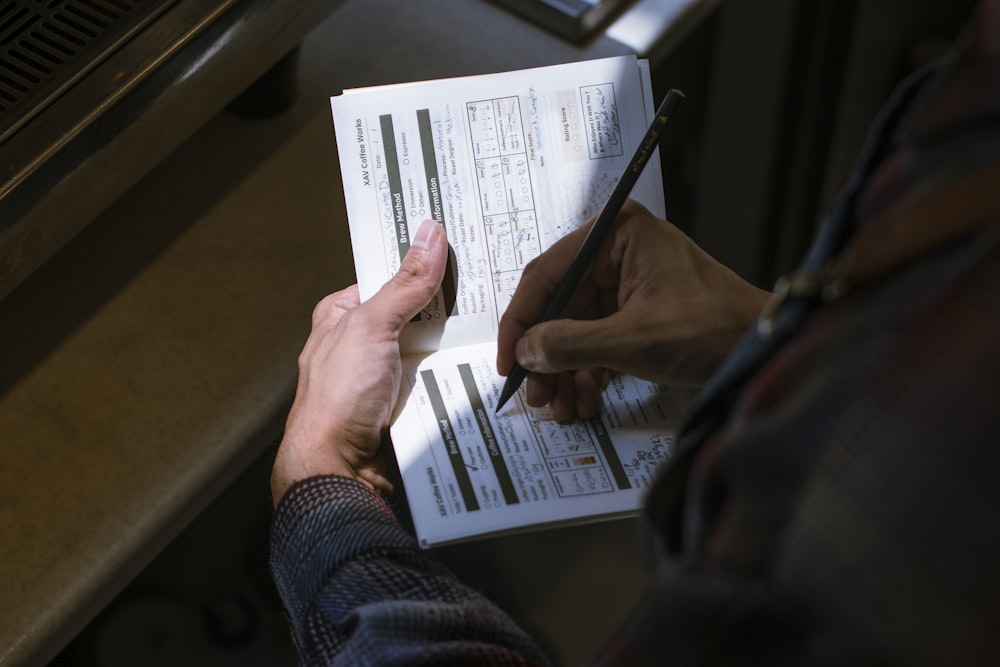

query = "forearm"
(270, 475), (549, 665)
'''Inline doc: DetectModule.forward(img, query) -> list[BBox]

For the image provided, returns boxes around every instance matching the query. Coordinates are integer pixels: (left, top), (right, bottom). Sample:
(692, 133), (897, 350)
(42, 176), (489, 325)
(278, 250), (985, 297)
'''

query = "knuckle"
(393, 255), (435, 296)
(396, 257), (423, 284)
(537, 322), (575, 367)
(620, 198), (644, 216)
(311, 294), (335, 324)
(520, 254), (545, 282)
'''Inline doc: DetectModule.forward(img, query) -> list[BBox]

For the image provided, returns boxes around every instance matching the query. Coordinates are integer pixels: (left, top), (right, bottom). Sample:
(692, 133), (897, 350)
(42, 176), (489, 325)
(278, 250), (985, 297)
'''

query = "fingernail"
(515, 338), (539, 370)
(411, 220), (440, 250)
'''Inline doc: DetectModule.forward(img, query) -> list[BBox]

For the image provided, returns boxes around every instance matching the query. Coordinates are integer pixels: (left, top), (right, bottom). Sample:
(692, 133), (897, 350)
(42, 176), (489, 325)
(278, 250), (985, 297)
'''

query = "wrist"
(270, 423), (395, 506)
(271, 449), (356, 507)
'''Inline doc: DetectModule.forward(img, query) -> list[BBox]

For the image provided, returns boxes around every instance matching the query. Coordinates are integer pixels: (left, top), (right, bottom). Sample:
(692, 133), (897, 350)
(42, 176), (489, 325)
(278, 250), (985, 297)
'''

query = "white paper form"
(331, 55), (664, 354)
(330, 56), (682, 546)
(393, 342), (686, 546)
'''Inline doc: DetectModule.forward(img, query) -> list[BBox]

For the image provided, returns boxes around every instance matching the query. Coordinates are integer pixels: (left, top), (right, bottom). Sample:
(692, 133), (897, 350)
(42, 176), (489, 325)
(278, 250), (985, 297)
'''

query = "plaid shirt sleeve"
(270, 475), (549, 666)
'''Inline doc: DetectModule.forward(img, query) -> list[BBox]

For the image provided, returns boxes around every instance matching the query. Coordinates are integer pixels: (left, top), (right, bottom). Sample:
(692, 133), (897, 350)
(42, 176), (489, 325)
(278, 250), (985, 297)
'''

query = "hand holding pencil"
(495, 89), (684, 415)
(496, 91), (771, 421)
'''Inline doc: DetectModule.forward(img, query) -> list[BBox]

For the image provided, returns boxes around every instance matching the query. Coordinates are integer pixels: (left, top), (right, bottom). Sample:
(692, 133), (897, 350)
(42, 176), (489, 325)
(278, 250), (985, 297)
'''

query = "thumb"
(515, 316), (634, 375)
(369, 220), (449, 328)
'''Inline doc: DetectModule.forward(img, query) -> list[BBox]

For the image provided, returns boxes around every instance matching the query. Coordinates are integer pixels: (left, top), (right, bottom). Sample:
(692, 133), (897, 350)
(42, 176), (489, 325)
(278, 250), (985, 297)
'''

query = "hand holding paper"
(271, 220), (448, 506)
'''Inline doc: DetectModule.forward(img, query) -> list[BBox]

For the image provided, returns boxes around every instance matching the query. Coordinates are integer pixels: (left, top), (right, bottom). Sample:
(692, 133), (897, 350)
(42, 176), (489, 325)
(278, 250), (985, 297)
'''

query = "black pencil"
(495, 88), (685, 413)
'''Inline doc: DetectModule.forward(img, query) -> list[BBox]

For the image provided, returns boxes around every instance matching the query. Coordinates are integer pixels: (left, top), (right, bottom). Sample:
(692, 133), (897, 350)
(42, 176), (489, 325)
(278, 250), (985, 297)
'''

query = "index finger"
(497, 223), (590, 375)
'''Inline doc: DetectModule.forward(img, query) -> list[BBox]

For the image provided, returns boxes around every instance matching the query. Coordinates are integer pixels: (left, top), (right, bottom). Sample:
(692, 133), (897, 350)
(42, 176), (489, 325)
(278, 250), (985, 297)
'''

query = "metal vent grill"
(0, 0), (175, 142)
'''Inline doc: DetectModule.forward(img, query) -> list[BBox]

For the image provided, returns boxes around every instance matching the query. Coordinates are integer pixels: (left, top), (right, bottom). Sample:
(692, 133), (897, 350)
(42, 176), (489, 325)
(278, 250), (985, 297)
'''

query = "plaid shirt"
(270, 3), (1000, 664)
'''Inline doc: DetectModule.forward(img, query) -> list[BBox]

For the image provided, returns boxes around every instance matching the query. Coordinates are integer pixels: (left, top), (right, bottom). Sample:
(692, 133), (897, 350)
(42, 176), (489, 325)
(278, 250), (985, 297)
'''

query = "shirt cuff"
(269, 475), (419, 620)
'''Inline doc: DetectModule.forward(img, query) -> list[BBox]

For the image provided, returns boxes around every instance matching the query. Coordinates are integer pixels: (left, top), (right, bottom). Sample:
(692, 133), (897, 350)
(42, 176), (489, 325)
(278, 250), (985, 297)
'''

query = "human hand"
(497, 200), (769, 422)
(271, 220), (449, 506)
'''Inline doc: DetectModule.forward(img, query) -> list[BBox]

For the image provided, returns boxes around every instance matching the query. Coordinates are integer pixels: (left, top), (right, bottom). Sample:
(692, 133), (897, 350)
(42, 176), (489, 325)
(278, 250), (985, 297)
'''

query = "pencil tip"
(496, 364), (528, 414)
